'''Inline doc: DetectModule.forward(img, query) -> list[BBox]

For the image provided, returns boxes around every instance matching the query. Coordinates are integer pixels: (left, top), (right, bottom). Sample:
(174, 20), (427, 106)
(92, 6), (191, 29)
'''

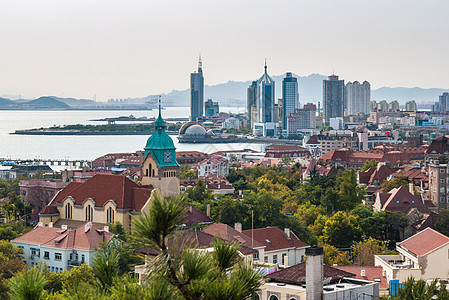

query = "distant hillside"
(51, 96), (97, 107)
(0, 97), (21, 109)
(23, 97), (70, 109)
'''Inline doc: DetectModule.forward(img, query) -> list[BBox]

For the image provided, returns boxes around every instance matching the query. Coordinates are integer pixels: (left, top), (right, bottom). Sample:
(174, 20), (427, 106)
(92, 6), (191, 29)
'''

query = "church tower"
(141, 98), (180, 196)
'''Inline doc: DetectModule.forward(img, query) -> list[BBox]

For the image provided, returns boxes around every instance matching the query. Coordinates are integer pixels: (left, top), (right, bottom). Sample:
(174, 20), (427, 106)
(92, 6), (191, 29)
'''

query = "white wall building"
(12, 222), (114, 272)
(197, 155), (229, 178)
(329, 117), (344, 130)
(221, 117), (240, 130)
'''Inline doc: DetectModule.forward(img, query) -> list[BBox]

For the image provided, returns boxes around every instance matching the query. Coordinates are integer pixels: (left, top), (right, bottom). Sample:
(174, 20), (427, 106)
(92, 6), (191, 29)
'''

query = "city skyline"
(0, 0), (448, 101)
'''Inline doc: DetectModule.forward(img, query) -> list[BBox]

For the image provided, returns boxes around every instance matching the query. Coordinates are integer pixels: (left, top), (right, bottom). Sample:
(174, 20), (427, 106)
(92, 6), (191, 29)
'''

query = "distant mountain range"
(1, 74), (448, 109)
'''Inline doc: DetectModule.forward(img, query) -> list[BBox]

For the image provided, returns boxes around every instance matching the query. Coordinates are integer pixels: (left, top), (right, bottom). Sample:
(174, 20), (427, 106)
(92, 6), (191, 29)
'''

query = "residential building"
(274, 98), (283, 124)
(388, 100), (399, 111)
(329, 117), (343, 130)
(135, 230), (257, 283)
(242, 227), (309, 266)
(335, 266), (388, 296)
(221, 117), (240, 130)
(346, 80), (370, 115)
(282, 72), (299, 129)
(190, 56), (204, 121)
(247, 81), (258, 127)
(285, 104), (316, 136)
(203, 223), (266, 263)
(175, 151), (207, 165)
(180, 178), (235, 195)
(91, 153), (138, 169)
(265, 144), (310, 159)
(405, 100), (417, 112)
(323, 74), (344, 124)
(20, 180), (69, 221)
(260, 247), (379, 300)
(204, 99), (219, 116)
(375, 228), (449, 283)
(12, 222), (114, 272)
(433, 92), (449, 112)
(377, 100), (388, 112)
(197, 155), (229, 178)
(429, 160), (449, 209)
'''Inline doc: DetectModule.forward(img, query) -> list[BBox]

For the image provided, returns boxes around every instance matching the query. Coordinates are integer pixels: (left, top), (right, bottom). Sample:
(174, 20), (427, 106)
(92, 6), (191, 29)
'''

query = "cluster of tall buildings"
(432, 92), (449, 112)
(322, 74), (371, 125)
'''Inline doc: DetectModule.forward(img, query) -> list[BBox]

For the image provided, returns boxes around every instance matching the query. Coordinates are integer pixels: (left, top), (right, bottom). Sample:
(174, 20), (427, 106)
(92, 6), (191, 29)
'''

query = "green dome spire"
(144, 96), (178, 167)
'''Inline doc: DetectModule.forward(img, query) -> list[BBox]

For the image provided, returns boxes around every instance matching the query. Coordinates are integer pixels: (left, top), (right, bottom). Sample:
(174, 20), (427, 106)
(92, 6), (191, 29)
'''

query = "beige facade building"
(429, 161), (449, 210)
(375, 228), (449, 283)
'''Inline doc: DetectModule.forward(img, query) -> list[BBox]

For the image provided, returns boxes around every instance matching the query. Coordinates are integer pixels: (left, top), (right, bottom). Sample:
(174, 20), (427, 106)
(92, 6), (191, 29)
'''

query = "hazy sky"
(0, 0), (448, 101)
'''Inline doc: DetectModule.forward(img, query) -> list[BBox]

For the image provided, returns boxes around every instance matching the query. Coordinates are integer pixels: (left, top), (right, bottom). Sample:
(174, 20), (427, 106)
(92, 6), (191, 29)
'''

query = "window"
(269, 295), (279, 300)
(31, 248), (40, 257)
(282, 253), (287, 265)
(252, 294), (260, 300)
(441, 197), (445, 203)
(253, 253), (259, 261)
(85, 204), (93, 221)
(273, 255), (278, 264)
(107, 207), (115, 224)
(44, 251), (49, 259)
(55, 252), (62, 261)
(441, 169), (445, 173)
(442, 179), (445, 183)
(51, 267), (54, 272)
(81, 255), (85, 263)
(65, 203), (72, 219)
(264, 256), (268, 263)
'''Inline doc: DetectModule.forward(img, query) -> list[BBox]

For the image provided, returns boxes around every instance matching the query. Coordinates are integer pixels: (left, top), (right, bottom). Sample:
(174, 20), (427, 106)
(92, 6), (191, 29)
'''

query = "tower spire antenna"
(264, 58), (267, 70)
(198, 54), (202, 70)
(158, 95), (162, 117)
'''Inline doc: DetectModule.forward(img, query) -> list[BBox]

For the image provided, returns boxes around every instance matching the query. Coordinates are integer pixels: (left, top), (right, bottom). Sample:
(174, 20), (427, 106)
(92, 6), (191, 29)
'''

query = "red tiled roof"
(399, 227), (449, 256)
(183, 205), (213, 227)
(203, 223), (264, 249)
(335, 266), (388, 289)
(266, 262), (355, 285)
(40, 205), (59, 215)
(12, 223), (114, 250)
(377, 186), (425, 213)
(48, 174), (151, 211)
(242, 227), (308, 252)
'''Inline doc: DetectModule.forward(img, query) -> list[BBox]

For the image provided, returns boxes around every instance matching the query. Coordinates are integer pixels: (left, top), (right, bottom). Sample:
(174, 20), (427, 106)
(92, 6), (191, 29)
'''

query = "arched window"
(65, 203), (72, 219)
(149, 164), (152, 177)
(85, 204), (93, 221)
(269, 295), (279, 300)
(107, 207), (115, 224)
(251, 293), (260, 300)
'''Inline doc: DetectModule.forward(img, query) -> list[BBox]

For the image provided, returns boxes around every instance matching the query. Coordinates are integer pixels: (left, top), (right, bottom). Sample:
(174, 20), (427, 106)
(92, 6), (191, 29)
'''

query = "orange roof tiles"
(242, 227), (308, 252)
(398, 227), (449, 256)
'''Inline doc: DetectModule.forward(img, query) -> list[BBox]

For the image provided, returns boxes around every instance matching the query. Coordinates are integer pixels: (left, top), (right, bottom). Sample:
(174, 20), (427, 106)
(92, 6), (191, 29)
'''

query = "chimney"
(189, 206), (193, 213)
(85, 222), (91, 233)
(361, 269), (366, 277)
(234, 222), (242, 233)
(61, 225), (68, 230)
(38, 222), (43, 227)
(409, 182), (414, 194)
(206, 204), (211, 217)
(284, 228), (291, 239)
(306, 247), (324, 300)
(49, 222), (53, 228)
(239, 190), (243, 196)
(104, 226), (109, 232)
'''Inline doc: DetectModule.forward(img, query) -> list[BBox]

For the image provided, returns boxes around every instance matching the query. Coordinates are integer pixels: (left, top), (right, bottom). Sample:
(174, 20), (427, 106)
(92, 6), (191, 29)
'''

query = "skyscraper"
(345, 80), (370, 115)
(190, 56), (204, 121)
(257, 61), (275, 124)
(282, 72), (299, 129)
(247, 81), (258, 126)
(405, 100), (417, 112)
(323, 74), (344, 124)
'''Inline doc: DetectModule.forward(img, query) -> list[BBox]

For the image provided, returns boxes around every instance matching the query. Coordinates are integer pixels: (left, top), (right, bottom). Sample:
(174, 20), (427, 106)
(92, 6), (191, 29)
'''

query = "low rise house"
(375, 228), (449, 283)
(335, 266), (388, 296)
(259, 247), (379, 300)
(12, 222), (114, 272)
(242, 227), (309, 267)
(175, 151), (207, 165)
(203, 223), (265, 262)
(265, 144), (310, 159)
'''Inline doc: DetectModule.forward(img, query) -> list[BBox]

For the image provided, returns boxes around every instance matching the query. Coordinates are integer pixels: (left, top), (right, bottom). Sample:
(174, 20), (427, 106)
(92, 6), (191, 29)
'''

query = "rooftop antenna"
(158, 95), (162, 115)
(264, 58), (267, 71)
(198, 54), (202, 70)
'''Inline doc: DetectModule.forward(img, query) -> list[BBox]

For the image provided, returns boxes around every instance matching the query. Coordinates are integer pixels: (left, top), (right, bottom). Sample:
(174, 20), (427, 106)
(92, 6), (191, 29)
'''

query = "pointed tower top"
(155, 95), (165, 129)
(264, 58), (267, 72)
(198, 54), (202, 70)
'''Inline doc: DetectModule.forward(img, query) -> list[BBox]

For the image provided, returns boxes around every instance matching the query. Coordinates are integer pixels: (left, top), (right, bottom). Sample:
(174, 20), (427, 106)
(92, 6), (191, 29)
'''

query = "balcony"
(68, 258), (84, 267)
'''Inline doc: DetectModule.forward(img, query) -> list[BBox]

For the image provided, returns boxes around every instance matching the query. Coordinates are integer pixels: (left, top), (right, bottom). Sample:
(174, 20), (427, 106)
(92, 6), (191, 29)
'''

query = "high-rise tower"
(190, 56), (204, 121)
(282, 72), (299, 129)
(257, 60), (275, 124)
(323, 74), (344, 124)
(247, 81), (258, 127)
(346, 80), (370, 115)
